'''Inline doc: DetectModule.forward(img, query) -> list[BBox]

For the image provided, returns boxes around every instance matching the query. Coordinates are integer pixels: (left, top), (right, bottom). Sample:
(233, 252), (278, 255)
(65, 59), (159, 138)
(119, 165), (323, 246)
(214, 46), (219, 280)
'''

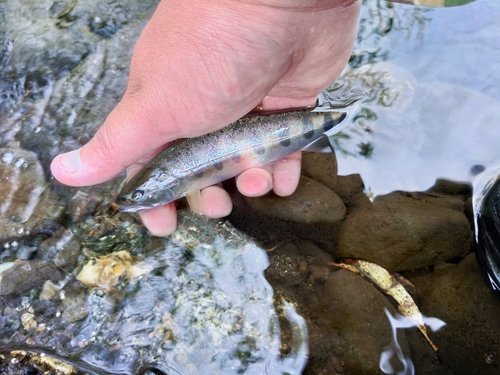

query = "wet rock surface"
(0, 211), (309, 375)
(0, 143), (64, 241)
(408, 253), (500, 374)
(315, 270), (411, 374)
(337, 190), (473, 271)
(0, 260), (64, 296)
(0, 349), (96, 375)
(244, 175), (346, 225)
(229, 146), (492, 373)
(0, 0), (158, 181)
(301, 152), (338, 189)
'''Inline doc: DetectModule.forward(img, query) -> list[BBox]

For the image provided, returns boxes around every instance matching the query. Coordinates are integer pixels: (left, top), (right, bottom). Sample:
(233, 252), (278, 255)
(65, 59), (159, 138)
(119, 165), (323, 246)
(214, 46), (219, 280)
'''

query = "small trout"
(117, 110), (346, 212)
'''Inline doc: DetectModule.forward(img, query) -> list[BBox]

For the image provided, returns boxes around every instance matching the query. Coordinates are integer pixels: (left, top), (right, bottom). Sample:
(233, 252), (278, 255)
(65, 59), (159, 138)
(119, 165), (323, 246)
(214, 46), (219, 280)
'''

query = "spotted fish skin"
(117, 110), (346, 212)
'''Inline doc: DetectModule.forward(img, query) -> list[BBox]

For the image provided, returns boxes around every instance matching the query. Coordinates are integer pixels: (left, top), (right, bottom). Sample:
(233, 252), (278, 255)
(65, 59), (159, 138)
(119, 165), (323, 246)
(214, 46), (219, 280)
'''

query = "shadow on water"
(1, 0), (500, 374)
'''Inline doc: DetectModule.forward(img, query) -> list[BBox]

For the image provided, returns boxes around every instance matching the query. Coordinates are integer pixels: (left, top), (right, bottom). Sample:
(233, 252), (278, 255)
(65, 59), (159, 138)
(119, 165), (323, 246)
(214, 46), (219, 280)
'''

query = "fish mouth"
(116, 198), (153, 213)
(117, 204), (152, 213)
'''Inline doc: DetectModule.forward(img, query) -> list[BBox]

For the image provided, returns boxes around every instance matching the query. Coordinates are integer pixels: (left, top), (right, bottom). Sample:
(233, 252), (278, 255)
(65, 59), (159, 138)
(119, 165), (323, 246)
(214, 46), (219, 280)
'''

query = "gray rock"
(0, 260), (64, 295)
(0, 144), (64, 240)
(61, 281), (90, 322)
(337, 191), (473, 271)
(52, 237), (82, 272)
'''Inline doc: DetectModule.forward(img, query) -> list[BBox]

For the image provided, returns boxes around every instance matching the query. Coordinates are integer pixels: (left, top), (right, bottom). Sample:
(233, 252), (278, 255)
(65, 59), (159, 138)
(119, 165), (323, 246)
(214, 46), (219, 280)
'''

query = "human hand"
(51, 0), (361, 236)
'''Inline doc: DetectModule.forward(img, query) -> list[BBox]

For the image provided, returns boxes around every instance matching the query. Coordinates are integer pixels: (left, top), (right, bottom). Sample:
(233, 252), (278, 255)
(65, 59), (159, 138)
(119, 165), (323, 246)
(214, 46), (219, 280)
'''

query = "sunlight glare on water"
(379, 308), (446, 375)
(328, 0), (500, 206)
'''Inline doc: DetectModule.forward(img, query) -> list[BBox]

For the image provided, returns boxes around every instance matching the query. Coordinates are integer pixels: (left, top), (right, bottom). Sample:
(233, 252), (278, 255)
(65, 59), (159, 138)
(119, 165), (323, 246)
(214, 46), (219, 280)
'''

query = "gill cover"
(118, 168), (182, 211)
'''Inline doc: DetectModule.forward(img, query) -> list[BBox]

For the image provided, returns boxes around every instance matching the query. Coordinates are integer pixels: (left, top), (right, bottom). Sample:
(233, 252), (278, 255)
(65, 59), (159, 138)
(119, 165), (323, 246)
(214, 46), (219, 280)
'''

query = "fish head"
(117, 167), (186, 212)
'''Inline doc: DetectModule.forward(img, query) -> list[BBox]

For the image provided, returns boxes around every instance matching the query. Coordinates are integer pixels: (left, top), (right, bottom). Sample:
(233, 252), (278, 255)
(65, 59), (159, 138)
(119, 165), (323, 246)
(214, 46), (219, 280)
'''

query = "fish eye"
(132, 190), (144, 200)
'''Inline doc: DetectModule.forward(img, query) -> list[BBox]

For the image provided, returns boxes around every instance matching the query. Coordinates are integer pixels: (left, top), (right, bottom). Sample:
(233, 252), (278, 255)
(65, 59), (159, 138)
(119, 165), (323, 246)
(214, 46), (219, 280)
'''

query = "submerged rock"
(0, 260), (64, 296)
(0, 144), (64, 241)
(337, 190), (473, 271)
(237, 149), (345, 230)
(0, 0), (159, 188)
(245, 175), (346, 225)
(331, 173), (372, 211)
(76, 250), (153, 290)
(0, 212), (309, 375)
(316, 269), (411, 374)
(0, 349), (92, 375)
(229, 149), (347, 249)
(301, 152), (338, 189)
(265, 241), (414, 375)
(409, 253), (500, 374)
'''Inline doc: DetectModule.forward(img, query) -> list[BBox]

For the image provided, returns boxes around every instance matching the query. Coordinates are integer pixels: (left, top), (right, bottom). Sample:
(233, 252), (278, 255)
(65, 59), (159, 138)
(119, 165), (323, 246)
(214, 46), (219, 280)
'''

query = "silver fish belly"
(117, 110), (346, 212)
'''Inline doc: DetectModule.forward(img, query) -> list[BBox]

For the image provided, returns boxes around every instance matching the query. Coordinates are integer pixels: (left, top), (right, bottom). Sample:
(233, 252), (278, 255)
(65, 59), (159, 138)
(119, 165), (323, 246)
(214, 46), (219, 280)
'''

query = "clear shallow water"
(329, 0), (500, 204)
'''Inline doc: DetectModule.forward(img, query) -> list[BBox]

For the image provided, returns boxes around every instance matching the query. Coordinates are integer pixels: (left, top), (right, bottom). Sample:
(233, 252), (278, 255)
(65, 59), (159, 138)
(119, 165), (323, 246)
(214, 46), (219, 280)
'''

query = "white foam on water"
(379, 308), (446, 375)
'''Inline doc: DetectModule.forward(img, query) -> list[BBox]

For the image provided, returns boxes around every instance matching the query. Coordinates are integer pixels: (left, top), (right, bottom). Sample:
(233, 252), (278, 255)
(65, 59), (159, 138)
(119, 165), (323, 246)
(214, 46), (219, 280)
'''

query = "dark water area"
(0, 0), (500, 374)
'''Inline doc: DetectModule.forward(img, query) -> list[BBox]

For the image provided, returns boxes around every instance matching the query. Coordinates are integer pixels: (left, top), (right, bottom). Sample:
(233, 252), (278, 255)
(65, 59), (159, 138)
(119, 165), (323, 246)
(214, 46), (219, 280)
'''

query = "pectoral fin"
(302, 135), (335, 153)
(186, 189), (203, 214)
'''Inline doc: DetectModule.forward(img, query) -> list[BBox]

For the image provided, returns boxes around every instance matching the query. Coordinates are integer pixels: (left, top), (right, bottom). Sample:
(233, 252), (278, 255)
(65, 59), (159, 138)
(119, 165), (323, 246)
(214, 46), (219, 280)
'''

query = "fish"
(117, 110), (347, 213)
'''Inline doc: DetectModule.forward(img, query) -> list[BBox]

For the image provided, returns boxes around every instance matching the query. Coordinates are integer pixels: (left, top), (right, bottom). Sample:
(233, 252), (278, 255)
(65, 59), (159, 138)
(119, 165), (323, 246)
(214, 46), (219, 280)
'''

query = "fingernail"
(59, 150), (81, 175)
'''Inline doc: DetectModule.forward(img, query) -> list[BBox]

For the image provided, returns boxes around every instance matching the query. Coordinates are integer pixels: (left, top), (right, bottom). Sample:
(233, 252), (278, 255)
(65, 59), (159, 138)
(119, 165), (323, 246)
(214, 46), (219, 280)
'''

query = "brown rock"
(302, 150), (371, 212)
(332, 173), (372, 210)
(264, 242), (410, 375)
(427, 178), (472, 198)
(301, 152), (338, 188)
(61, 280), (90, 322)
(409, 254), (500, 375)
(313, 269), (411, 374)
(245, 175), (346, 225)
(337, 191), (473, 271)
(266, 241), (334, 288)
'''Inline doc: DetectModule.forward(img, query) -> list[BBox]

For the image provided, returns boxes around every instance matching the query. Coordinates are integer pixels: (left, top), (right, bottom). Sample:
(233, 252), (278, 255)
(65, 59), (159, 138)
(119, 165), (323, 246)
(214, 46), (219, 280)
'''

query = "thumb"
(50, 100), (176, 187)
